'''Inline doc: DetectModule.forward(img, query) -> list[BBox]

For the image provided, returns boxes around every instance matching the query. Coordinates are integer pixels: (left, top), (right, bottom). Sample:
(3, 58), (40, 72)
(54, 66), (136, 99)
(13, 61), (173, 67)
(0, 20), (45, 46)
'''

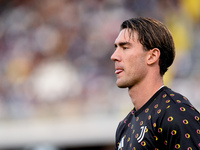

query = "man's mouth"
(115, 69), (123, 74)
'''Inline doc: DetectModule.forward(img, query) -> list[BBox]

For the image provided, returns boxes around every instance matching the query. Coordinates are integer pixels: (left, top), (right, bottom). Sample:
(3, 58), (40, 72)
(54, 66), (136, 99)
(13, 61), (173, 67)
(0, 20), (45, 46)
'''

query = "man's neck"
(128, 76), (164, 111)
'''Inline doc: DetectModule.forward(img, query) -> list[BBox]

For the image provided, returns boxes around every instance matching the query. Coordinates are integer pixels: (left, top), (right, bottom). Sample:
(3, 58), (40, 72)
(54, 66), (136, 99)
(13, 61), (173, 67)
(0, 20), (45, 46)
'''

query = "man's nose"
(111, 49), (120, 62)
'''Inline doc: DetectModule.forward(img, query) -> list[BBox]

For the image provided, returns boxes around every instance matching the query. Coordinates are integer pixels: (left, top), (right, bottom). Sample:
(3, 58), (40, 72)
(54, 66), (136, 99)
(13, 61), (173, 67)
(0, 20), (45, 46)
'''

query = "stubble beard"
(116, 72), (145, 89)
(116, 77), (136, 89)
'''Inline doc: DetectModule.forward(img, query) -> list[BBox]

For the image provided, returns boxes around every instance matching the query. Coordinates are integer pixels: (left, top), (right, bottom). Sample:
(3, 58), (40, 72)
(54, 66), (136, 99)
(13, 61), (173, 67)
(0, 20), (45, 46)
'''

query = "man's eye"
(123, 47), (128, 50)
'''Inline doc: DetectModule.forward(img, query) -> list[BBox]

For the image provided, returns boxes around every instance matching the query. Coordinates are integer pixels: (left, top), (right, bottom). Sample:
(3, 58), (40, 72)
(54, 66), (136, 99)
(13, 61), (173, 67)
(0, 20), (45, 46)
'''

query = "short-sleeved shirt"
(115, 86), (200, 150)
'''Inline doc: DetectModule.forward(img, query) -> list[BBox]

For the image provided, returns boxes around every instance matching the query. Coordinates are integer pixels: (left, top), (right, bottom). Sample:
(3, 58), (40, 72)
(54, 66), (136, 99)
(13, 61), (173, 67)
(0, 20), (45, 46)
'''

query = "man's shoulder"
(116, 109), (135, 129)
(150, 86), (200, 123)
(163, 86), (192, 106)
(154, 87), (200, 125)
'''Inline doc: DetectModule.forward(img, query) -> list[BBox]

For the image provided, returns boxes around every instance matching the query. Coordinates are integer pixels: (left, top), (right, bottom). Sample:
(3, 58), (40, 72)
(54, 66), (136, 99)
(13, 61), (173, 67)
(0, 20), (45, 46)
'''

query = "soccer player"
(111, 17), (200, 150)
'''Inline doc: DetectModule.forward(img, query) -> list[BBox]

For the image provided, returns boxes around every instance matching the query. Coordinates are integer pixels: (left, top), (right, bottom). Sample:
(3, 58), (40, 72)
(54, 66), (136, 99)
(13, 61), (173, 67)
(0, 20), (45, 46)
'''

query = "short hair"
(120, 17), (175, 76)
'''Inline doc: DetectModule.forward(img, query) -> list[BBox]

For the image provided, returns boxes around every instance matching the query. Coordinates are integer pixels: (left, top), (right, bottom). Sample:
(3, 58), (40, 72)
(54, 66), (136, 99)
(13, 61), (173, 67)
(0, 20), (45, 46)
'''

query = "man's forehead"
(114, 29), (137, 44)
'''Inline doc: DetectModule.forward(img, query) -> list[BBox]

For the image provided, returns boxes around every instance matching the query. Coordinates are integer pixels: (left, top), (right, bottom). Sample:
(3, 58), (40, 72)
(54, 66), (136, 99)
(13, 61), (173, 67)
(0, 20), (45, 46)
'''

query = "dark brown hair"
(120, 17), (175, 76)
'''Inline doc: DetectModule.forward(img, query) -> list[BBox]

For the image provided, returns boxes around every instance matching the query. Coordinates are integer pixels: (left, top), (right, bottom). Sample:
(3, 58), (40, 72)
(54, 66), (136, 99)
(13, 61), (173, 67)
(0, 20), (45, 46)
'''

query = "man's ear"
(147, 48), (160, 65)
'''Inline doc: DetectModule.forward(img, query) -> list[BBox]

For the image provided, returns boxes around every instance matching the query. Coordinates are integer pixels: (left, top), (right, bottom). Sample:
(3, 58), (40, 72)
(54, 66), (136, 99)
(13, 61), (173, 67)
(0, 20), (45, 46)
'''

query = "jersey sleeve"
(115, 110), (134, 150)
(156, 103), (200, 150)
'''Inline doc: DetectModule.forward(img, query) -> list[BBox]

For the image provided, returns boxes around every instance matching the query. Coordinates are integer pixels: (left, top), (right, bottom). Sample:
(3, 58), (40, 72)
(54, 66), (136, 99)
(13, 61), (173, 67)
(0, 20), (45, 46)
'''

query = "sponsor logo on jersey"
(118, 136), (125, 150)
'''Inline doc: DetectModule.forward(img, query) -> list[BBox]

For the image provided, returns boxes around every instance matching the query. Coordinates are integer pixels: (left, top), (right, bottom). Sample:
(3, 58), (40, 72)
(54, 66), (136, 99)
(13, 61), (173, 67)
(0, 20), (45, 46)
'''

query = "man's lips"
(115, 69), (124, 74)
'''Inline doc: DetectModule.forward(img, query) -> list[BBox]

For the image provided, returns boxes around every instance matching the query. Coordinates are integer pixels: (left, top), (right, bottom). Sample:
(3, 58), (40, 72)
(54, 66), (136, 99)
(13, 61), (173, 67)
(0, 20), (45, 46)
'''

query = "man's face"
(111, 29), (149, 88)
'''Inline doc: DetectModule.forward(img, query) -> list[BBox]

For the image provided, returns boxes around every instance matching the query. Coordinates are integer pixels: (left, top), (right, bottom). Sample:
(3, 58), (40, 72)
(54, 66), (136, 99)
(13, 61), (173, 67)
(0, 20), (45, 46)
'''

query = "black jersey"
(115, 86), (200, 150)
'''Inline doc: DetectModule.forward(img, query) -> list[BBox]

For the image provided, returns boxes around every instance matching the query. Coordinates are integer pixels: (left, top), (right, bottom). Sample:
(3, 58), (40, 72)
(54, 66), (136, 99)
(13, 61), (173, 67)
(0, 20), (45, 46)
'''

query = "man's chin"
(116, 82), (128, 88)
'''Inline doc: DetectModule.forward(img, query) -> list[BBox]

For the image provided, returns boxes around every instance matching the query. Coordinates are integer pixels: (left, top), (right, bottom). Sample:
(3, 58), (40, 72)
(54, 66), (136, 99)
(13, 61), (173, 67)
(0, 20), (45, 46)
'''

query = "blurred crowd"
(0, 0), (200, 121)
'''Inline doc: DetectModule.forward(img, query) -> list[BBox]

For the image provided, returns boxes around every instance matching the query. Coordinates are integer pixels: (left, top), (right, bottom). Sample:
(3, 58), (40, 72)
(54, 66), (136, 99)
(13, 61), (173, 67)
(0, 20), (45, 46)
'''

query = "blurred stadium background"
(0, 0), (200, 150)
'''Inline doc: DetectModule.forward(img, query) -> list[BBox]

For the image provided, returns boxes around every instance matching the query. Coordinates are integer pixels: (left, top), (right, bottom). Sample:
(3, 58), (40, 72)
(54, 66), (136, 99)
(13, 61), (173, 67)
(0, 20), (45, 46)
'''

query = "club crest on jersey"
(137, 126), (147, 143)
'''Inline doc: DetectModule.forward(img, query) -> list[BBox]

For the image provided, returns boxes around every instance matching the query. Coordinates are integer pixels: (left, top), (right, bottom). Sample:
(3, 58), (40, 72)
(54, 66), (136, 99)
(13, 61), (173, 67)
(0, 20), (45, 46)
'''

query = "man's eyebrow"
(115, 42), (131, 47)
